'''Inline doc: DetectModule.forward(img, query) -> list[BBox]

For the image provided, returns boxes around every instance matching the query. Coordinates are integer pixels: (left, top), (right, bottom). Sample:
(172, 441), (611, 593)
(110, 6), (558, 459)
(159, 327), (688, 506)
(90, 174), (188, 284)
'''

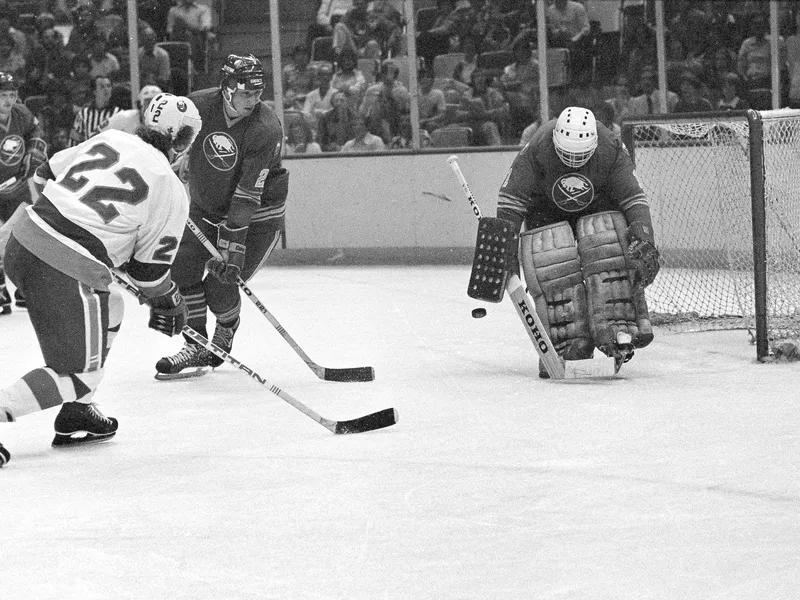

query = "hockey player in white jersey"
(0, 93), (202, 468)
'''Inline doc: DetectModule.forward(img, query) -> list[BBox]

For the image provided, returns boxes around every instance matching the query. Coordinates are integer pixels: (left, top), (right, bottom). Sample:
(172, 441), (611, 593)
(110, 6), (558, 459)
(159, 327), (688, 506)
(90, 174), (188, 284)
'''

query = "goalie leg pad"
(521, 222), (593, 360)
(576, 211), (653, 353)
(467, 217), (519, 303)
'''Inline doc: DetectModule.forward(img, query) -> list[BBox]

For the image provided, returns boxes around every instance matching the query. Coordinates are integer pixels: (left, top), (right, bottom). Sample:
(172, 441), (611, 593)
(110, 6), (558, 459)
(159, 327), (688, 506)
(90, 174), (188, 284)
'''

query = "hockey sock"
(0, 367), (104, 420)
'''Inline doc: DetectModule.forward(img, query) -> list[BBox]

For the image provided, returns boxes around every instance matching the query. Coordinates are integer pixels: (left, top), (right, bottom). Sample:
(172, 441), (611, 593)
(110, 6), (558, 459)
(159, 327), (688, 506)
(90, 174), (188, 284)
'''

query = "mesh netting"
(623, 111), (800, 353)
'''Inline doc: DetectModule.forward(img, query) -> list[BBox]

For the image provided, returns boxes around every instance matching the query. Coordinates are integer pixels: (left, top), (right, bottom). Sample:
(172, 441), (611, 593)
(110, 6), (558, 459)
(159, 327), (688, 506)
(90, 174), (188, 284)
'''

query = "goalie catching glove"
(627, 221), (660, 289)
(148, 281), (188, 336)
(206, 222), (247, 284)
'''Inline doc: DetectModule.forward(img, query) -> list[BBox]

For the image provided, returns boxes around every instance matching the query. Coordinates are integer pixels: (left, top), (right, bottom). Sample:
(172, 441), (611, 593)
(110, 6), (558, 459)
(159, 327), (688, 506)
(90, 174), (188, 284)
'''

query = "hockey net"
(621, 110), (800, 357)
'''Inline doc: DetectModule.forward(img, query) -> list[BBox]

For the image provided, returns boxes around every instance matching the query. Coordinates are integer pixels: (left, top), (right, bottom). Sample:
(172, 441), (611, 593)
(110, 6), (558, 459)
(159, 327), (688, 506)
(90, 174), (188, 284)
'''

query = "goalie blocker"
(521, 210), (653, 367)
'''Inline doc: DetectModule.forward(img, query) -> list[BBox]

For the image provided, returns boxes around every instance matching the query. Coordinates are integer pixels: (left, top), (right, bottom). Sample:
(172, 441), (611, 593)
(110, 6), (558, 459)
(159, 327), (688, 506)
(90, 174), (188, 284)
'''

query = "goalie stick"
(446, 155), (618, 379)
(111, 272), (397, 434)
(186, 218), (375, 383)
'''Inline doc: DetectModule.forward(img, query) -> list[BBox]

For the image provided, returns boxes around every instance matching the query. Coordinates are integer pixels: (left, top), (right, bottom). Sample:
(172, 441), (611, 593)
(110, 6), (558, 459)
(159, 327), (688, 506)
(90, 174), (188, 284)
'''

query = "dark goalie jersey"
(185, 88), (284, 224)
(497, 121), (648, 229)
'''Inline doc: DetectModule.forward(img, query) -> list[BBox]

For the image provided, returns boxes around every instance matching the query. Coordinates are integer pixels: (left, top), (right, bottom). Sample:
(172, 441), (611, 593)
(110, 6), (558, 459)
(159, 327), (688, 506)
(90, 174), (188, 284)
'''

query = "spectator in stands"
(317, 89), (359, 152)
(29, 28), (69, 94)
(737, 12), (787, 92)
(452, 34), (478, 85)
(308, 0), (354, 50)
(674, 71), (714, 113)
(65, 0), (102, 61)
(668, 0), (712, 61)
(359, 58), (409, 144)
(717, 72), (749, 110)
(546, 0), (591, 81)
(500, 34), (539, 140)
(39, 79), (75, 141)
(87, 34), (120, 79)
(139, 26), (171, 91)
(69, 74), (119, 146)
(283, 45), (315, 111)
(472, 2), (512, 53)
(593, 100), (621, 139)
(606, 74), (634, 125)
(333, 0), (369, 58)
(629, 68), (678, 115)
(341, 113), (386, 151)
(457, 67), (508, 146)
(286, 118), (322, 155)
(0, 33), (24, 82)
(104, 84), (162, 134)
(138, 0), (171, 41)
(302, 61), (336, 134)
(416, 0), (471, 69)
(364, 0), (403, 59)
(623, 19), (657, 88)
(0, 1), (28, 59)
(417, 68), (447, 134)
(167, 0), (215, 73)
(331, 44), (367, 110)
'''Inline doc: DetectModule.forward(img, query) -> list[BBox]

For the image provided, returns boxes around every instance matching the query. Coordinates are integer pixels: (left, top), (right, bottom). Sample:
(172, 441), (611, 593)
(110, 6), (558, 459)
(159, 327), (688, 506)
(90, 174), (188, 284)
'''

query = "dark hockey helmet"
(220, 54), (266, 92)
(0, 72), (19, 91)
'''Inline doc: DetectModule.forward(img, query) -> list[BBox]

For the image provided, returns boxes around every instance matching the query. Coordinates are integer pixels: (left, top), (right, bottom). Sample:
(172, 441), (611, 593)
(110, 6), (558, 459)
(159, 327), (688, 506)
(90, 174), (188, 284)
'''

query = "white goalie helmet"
(552, 106), (598, 169)
(144, 93), (203, 151)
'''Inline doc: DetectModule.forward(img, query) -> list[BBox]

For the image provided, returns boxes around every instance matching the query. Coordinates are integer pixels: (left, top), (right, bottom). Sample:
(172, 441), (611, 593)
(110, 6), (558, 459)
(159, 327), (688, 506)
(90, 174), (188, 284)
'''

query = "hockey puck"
(471, 307), (487, 319)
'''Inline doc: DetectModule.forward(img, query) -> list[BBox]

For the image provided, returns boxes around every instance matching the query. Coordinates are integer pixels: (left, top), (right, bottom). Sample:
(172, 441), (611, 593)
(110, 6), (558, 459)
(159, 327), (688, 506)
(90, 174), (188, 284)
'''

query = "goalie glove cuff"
(627, 221), (660, 289)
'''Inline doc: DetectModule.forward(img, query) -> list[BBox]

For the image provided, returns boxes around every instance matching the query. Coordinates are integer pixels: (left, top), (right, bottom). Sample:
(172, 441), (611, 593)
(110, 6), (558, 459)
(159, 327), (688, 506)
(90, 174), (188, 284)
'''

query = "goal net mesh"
(623, 110), (800, 353)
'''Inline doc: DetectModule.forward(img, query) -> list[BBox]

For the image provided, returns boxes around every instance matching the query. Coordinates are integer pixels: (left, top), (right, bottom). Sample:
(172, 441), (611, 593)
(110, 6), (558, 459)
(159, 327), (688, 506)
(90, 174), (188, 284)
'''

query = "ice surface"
(2, 266), (799, 599)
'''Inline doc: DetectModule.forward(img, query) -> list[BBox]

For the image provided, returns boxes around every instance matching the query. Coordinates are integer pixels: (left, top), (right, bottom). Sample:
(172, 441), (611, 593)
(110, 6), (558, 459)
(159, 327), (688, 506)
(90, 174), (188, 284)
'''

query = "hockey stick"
(186, 218), (375, 382)
(0, 176), (17, 192)
(447, 155), (617, 379)
(111, 272), (397, 434)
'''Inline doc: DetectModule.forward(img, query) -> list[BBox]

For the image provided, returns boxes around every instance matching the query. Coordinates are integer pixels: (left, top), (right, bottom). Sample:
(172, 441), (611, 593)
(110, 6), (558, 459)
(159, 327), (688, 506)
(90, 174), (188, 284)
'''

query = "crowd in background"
(1, 0), (214, 157)
(6, 0), (800, 157)
(284, 0), (800, 153)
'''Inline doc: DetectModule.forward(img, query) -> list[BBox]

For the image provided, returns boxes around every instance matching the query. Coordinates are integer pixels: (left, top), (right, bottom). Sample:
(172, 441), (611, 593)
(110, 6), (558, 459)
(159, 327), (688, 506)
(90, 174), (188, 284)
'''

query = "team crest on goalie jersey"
(202, 132), (238, 171)
(0, 134), (24, 167)
(552, 173), (594, 212)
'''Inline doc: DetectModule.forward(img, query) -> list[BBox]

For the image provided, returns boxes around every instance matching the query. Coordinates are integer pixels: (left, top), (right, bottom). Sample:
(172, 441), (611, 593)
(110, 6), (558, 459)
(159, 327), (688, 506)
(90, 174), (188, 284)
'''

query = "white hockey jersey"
(13, 130), (189, 295)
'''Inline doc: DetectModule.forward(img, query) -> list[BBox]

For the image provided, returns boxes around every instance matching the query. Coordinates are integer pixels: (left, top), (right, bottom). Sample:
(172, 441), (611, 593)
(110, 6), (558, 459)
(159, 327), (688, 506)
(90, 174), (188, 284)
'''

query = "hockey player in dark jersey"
(0, 72), (47, 315)
(496, 106), (660, 377)
(156, 54), (289, 377)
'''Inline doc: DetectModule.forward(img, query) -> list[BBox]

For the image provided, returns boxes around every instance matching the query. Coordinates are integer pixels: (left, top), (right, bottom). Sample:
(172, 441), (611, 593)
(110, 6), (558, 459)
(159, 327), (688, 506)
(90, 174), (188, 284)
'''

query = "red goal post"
(620, 109), (800, 361)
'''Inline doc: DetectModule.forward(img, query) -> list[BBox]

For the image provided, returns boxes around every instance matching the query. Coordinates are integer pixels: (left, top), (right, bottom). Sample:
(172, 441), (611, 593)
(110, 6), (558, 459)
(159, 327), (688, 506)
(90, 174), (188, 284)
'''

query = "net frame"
(620, 109), (800, 360)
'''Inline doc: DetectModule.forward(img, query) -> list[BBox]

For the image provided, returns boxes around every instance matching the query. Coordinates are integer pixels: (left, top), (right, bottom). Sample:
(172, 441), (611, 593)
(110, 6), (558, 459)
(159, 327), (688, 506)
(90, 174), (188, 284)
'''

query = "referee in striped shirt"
(69, 75), (120, 147)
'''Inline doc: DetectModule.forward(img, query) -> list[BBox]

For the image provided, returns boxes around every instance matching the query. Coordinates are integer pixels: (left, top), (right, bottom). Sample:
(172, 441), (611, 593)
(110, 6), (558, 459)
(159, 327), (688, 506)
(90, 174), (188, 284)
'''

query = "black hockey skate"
(0, 283), (10, 315)
(155, 341), (213, 380)
(14, 289), (26, 308)
(0, 443), (10, 467)
(52, 402), (118, 447)
(209, 317), (239, 368)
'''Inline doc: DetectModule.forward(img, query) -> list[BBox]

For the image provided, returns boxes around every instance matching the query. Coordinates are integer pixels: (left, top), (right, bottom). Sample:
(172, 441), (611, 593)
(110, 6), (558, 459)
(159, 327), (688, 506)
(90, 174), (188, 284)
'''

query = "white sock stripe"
(78, 282), (103, 371)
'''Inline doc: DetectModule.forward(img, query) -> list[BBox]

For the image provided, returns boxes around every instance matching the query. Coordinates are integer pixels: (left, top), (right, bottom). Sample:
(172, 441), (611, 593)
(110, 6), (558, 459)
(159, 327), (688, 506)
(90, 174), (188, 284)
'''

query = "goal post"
(621, 109), (800, 360)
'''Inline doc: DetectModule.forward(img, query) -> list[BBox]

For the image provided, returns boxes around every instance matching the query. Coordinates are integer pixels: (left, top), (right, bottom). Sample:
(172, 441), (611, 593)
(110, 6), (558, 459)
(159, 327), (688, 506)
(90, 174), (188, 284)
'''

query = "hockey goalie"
(492, 106), (660, 377)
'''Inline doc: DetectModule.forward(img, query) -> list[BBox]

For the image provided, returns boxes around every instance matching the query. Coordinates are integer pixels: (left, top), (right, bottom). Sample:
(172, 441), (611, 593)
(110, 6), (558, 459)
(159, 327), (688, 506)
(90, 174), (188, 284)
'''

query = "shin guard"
(520, 222), (593, 360)
(576, 211), (654, 356)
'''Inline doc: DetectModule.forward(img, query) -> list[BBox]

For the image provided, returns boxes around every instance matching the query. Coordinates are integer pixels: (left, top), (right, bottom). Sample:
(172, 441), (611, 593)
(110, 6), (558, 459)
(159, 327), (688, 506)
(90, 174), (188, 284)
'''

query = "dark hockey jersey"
(186, 88), (284, 224)
(498, 121), (648, 227)
(0, 103), (46, 192)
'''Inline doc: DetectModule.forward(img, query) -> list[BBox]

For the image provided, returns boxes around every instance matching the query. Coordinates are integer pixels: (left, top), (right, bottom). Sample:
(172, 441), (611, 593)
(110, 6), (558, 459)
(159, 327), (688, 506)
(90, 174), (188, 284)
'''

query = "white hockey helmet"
(143, 93), (203, 151)
(552, 106), (598, 169)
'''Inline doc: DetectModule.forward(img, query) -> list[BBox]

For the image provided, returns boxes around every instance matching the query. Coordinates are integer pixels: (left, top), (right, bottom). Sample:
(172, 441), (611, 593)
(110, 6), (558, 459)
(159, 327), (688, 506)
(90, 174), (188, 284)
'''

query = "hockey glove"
(627, 221), (660, 289)
(206, 222), (248, 284)
(148, 282), (188, 337)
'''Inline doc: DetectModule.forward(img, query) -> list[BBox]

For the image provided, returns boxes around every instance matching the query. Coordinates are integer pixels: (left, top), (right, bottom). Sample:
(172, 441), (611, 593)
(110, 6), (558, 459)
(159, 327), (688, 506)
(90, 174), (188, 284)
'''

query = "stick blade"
(564, 356), (618, 379)
(324, 366), (375, 382)
(334, 408), (398, 434)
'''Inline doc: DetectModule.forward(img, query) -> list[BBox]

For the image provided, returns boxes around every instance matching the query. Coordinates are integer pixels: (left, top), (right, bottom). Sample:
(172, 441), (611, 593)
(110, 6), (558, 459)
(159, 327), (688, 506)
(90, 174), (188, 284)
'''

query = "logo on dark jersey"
(551, 173), (594, 212)
(203, 132), (238, 171)
(0, 134), (24, 167)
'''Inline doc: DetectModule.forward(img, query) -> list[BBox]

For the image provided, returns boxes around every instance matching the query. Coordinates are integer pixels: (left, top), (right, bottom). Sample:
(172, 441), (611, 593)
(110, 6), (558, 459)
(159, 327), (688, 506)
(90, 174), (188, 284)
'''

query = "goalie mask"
(144, 93), (203, 153)
(553, 107), (598, 169)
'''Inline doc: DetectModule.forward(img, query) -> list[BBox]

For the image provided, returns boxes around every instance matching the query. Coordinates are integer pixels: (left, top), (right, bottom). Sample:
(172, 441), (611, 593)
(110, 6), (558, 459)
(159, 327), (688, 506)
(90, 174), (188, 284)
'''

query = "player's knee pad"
(521, 221), (593, 360)
(576, 211), (653, 353)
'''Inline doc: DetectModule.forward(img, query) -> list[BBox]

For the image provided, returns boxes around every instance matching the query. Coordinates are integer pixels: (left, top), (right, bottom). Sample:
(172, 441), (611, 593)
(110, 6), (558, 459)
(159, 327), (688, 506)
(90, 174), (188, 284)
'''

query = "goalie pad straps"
(467, 217), (518, 303)
(520, 222), (593, 360)
(576, 211), (653, 352)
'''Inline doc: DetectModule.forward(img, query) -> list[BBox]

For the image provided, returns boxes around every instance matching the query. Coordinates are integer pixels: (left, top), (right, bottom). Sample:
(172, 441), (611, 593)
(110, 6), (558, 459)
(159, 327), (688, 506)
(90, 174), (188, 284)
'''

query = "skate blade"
(154, 368), (209, 381)
(52, 430), (117, 448)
